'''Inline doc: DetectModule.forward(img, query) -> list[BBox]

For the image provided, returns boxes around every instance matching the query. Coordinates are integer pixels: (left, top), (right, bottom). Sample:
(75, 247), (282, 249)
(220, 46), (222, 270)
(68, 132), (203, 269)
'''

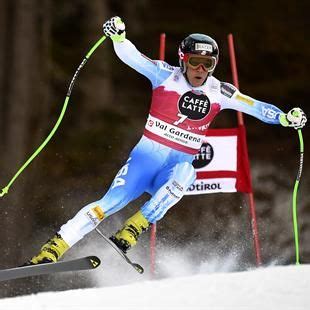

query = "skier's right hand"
(103, 16), (126, 42)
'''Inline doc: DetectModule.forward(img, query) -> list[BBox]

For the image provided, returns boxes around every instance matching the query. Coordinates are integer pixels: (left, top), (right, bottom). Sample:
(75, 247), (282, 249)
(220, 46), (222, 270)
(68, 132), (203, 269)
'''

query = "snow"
(1, 264), (309, 310)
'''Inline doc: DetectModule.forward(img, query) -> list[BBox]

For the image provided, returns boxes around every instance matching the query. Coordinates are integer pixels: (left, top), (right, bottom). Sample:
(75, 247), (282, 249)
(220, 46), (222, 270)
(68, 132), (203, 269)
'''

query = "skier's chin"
(191, 76), (204, 87)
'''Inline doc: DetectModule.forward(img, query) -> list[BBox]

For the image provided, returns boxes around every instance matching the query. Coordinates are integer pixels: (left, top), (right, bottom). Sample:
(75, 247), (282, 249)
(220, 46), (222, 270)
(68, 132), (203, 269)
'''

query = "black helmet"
(178, 33), (219, 76)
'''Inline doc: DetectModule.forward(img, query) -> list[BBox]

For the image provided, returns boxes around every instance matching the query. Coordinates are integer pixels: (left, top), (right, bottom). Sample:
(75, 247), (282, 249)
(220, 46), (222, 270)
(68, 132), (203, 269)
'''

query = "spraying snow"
(0, 264), (309, 309)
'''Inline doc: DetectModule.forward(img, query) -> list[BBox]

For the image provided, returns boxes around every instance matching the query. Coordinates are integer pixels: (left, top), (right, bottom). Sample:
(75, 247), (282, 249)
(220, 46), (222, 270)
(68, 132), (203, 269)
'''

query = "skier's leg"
(111, 161), (196, 252)
(141, 161), (196, 222)
(57, 156), (147, 248)
(27, 152), (158, 265)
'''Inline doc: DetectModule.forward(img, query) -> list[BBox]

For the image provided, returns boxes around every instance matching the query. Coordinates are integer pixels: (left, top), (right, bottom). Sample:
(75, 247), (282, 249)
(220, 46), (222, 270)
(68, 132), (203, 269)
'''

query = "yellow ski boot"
(110, 211), (150, 253)
(27, 233), (70, 265)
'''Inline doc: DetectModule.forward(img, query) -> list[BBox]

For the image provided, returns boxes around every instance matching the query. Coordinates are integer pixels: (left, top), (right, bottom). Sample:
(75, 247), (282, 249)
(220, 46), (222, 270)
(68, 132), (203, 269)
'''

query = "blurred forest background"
(0, 0), (309, 297)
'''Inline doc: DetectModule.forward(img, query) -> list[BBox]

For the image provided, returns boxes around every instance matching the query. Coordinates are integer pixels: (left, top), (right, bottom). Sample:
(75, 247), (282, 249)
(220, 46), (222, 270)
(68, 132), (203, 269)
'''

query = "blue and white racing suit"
(59, 39), (284, 247)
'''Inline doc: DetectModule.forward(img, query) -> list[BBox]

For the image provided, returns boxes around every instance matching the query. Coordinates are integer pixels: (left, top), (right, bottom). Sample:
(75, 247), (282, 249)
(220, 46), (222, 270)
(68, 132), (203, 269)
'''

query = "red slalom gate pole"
(150, 33), (166, 277)
(227, 33), (262, 266)
(159, 33), (166, 61)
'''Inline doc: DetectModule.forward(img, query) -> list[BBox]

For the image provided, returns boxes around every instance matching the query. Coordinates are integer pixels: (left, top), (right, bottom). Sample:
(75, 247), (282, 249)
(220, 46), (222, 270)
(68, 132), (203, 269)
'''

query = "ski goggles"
(184, 54), (217, 72)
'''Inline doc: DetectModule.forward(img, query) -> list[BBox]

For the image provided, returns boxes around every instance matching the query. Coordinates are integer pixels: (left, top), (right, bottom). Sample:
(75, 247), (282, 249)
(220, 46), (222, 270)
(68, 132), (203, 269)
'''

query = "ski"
(0, 255), (101, 282)
(95, 228), (144, 274)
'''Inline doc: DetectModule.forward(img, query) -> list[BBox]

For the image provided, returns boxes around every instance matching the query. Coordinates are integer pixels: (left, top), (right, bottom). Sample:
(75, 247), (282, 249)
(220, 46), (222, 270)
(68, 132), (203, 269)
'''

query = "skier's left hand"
(103, 16), (126, 42)
(279, 107), (307, 129)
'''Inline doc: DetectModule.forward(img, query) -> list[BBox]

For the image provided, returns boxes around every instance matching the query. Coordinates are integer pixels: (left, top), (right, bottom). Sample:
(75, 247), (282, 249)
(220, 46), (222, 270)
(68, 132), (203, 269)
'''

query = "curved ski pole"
(0, 35), (107, 198)
(292, 129), (304, 265)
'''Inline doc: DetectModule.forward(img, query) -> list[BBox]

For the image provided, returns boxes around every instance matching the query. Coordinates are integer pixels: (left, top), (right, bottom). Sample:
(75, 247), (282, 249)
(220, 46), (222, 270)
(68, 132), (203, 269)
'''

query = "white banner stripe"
(186, 178), (237, 195)
(145, 115), (205, 149)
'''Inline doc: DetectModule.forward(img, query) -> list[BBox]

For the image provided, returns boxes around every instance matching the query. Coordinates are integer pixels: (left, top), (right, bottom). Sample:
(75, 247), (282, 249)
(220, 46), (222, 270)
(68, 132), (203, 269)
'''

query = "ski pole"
(292, 129), (304, 265)
(0, 35), (107, 198)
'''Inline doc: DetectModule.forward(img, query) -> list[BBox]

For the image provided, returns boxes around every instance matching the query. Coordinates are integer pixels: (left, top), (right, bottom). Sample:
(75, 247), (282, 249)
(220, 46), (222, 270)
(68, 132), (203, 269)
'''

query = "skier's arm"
(103, 16), (172, 88)
(219, 82), (307, 128)
(113, 39), (173, 88)
(219, 82), (284, 124)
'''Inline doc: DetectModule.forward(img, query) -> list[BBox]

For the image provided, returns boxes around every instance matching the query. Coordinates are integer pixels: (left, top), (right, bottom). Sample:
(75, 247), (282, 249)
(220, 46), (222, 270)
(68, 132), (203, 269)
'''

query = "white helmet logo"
(195, 43), (213, 52)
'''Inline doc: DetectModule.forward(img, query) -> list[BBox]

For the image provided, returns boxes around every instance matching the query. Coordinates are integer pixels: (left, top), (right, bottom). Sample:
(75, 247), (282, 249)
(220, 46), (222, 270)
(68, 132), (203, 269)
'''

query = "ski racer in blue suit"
(27, 17), (307, 264)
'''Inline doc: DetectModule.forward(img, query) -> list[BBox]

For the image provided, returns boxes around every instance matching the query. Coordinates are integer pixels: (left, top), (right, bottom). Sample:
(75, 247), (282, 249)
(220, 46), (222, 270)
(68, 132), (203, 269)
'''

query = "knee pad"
(171, 162), (196, 189)
(163, 162), (195, 203)
(141, 162), (196, 223)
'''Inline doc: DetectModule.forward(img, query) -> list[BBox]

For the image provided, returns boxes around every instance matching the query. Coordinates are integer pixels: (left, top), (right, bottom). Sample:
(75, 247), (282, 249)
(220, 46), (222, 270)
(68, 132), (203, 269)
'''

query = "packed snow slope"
(1, 264), (309, 309)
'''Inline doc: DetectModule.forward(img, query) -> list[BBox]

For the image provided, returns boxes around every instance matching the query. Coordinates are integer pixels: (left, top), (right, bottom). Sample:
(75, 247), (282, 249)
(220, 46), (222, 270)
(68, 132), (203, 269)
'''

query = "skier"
(27, 17), (307, 264)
